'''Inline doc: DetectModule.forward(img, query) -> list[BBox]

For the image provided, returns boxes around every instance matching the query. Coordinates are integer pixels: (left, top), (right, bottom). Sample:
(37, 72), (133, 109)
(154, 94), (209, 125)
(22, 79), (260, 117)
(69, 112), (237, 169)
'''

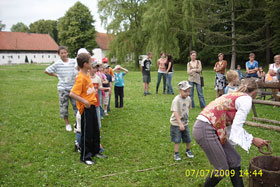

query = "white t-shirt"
(170, 95), (192, 126)
(269, 63), (280, 81)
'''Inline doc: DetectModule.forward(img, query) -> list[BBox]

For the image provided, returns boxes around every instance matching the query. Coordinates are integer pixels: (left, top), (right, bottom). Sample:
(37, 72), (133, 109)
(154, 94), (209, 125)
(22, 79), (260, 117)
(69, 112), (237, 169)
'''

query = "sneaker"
(74, 140), (81, 153)
(66, 124), (72, 131)
(174, 153), (181, 161)
(104, 112), (109, 116)
(186, 150), (194, 158)
(144, 93), (147, 96)
(82, 159), (95, 165)
(99, 148), (104, 153)
(95, 153), (108, 159)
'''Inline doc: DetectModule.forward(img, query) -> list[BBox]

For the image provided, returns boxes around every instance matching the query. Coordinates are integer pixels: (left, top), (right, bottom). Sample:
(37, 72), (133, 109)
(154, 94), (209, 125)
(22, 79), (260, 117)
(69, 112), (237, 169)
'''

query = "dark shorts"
(170, 125), (192, 143)
(142, 72), (151, 83)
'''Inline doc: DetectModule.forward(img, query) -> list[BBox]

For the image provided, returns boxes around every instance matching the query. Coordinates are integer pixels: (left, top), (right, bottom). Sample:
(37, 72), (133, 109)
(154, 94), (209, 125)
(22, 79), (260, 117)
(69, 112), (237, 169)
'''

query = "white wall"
(0, 51), (60, 65)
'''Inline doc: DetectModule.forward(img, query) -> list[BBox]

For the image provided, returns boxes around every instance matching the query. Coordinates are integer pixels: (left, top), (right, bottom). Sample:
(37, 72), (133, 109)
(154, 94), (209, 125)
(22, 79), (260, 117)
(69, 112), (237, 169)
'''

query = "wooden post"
(252, 117), (280, 125)
(253, 99), (280, 107)
(245, 121), (280, 132)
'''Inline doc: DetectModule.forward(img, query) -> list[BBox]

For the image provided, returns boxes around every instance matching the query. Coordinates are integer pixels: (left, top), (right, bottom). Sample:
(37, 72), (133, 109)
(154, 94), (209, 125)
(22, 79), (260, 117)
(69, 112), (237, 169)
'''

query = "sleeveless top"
(200, 92), (247, 144)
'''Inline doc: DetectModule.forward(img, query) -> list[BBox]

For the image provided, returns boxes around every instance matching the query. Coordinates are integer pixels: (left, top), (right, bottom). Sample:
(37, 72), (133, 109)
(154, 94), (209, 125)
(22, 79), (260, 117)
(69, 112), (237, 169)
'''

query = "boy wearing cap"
(103, 64), (112, 115)
(170, 81), (194, 161)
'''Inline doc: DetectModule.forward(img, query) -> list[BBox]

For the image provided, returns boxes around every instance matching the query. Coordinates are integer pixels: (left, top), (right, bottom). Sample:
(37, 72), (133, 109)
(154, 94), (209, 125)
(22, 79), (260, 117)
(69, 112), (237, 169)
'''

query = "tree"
(57, 1), (97, 57)
(98, 0), (147, 67)
(29, 19), (59, 44)
(10, 22), (29, 32)
(0, 21), (6, 31)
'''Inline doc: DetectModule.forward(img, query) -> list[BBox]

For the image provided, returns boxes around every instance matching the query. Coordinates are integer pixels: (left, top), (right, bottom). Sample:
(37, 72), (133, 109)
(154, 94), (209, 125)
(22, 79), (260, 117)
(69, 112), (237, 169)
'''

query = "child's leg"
(114, 86), (119, 108)
(186, 143), (191, 150)
(120, 86), (124, 108)
(58, 89), (72, 130)
(174, 143), (180, 153)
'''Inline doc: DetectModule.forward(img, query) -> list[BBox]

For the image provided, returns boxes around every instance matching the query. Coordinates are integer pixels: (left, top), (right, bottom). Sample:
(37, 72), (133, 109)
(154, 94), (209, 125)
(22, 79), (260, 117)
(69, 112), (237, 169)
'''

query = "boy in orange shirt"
(70, 53), (101, 165)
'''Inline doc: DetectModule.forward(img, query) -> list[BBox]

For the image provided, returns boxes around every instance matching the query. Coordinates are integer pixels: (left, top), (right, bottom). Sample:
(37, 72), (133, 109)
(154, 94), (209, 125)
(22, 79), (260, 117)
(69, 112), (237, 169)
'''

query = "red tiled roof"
(96, 32), (113, 50)
(0, 31), (58, 51)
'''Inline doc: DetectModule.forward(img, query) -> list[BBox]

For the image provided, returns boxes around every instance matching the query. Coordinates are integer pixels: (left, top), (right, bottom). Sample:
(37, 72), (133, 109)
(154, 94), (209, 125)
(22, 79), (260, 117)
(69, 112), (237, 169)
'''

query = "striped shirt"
(45, 59), (77, 90)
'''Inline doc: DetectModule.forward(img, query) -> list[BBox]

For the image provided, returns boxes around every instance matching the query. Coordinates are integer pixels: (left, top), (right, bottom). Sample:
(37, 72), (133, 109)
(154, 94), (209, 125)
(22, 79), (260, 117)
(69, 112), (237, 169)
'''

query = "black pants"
(80, 105), (100, 161)
(114, 86), (124, 108)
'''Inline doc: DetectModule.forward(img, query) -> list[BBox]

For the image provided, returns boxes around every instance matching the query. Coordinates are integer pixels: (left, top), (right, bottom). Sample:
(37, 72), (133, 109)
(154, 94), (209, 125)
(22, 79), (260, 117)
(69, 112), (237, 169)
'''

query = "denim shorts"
(170, 125), (192, 143)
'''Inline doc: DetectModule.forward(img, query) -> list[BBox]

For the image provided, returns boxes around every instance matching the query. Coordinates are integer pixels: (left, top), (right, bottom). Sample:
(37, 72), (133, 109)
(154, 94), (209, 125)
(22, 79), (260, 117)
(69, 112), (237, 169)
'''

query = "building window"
(42, 55), (44, 58)
(18, 55), (20, 59)
(48, 55), (50, 58)
(11, 55), (13, 59)
(34, 55), (36, 58)
(54, 55), (56, 58)
(2, 56), (4, 59)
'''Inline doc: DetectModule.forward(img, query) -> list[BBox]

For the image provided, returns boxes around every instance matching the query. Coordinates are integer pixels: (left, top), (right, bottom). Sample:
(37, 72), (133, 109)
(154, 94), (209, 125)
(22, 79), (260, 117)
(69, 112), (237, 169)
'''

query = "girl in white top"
(266, 54), (280, 82)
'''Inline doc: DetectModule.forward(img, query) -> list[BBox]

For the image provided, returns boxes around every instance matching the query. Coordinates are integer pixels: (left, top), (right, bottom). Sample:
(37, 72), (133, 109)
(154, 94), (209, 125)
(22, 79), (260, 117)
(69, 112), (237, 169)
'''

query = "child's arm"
(70, 92), (90, 108)
(45, 71), (57, 77)
(173, 111), (185, 131)
(120, 66), (128, 74)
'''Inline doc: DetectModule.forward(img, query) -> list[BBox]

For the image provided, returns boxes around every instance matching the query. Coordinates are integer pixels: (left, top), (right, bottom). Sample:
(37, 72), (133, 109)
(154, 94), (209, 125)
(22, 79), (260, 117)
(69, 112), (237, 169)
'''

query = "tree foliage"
(57, 1), (97, 57)
(29, 19), (59, 44)
(10, 22), (29, 32)
(0, 21), (6, 31)
(98, 0), (147, 66)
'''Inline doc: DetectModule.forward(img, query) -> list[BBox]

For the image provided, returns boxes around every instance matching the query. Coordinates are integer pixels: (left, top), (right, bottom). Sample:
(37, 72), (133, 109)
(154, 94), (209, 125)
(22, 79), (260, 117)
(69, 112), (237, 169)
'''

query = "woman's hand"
(252, 137), (268, 148)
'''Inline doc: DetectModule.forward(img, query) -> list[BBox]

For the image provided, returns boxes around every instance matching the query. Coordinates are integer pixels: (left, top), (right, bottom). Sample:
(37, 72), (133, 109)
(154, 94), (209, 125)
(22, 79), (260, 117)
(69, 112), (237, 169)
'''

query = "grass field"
(0, 64), (279, 186)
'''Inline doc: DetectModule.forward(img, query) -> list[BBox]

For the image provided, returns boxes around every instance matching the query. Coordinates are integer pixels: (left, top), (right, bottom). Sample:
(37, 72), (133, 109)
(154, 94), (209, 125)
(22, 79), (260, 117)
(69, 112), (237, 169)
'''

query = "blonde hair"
(218, 53), (224, 57)
(274, 54), (280, 61)
(226, 70), (239, 82)
(237, 78), (258, 93)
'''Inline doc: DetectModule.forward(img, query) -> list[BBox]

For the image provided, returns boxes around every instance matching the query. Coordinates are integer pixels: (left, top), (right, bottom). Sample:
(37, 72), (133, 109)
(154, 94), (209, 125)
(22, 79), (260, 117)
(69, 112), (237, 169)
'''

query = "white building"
(92, 32), (116, 63)
(0, 32), (59, 65)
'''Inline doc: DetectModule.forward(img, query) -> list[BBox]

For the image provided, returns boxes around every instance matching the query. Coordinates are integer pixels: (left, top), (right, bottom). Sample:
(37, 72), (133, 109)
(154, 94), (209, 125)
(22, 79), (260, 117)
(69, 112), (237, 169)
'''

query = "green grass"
(0, 64), (279, 186)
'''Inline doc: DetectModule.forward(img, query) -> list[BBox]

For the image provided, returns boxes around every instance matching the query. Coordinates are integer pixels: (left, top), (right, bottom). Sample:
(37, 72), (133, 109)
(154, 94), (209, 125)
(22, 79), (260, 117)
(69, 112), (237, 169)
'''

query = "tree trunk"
(265, 24), (271, 65)
(230, 0), (236, 70)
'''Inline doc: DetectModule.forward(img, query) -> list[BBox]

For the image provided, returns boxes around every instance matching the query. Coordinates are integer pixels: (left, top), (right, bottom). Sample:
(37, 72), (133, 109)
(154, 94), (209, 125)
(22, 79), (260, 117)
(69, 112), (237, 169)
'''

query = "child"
(236, 65), (244, 79)
(170, 81), (194, 161)
(45, 46), (77, 132)
(96, 63), (108, 119)
(70, 53), (105, 165)
(141, 52), (152, 96)
(103, 64), (112, 115)
(113, 65), (128, 108)
(224, 70), (239, 94)
(257, 66), (266, 81)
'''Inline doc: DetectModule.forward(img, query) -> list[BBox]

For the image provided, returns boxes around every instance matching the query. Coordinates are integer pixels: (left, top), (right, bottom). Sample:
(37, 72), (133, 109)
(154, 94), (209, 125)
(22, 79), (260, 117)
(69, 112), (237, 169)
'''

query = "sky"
(0, 0), (106, 32)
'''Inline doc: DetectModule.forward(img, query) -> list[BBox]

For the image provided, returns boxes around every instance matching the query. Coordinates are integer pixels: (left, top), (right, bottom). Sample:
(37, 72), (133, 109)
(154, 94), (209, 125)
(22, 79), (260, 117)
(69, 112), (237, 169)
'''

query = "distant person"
(213, 53), (227, 98)
(113, 65), (128, 108)
(165, 54), (174, 95)
(103, 64), (112, 115)
(141, 52), (152, 96)
(236, 65), (245, 79)
(156, 52), (167, 94)
(96, 63), (108, 119)
(187, 50), (206, 109)
(70, 53), (106, 165)
(170, 81), (194, 161)
(257, 66), (266, 81)
(265, 54), (280, 82)
(224, 70), (239, 94)
(245, 53), (258, 78)
(102, 57), (114, 112)
(45, 46), (77, 132)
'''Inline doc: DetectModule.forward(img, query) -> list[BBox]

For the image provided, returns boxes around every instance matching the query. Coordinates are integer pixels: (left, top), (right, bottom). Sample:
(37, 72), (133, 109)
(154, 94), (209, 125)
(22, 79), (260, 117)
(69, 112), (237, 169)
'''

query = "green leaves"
(57, 2), (97, 57)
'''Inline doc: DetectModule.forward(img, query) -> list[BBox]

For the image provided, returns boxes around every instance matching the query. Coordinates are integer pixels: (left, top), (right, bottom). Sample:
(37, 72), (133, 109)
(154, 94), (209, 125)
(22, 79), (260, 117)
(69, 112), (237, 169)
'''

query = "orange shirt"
(109, 67), (114, 77)
(214, 60), (227, 74)
(71, 71), (97, 114)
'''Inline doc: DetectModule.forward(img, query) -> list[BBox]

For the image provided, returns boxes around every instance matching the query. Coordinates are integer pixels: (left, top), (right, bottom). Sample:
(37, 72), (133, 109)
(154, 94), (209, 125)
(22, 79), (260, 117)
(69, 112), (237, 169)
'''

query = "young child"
(96, 63), (108, 119)
(170, 81), (194, 161)
(45, 46), (77, 132)
(257, 66), (266, 81)
(113, 65), (128, 108)
(70, 53), (105, 165)
(224, 70), (239, 94)
(236, 65), (244, 80)
(141, 52), (152, 96)
(103, 64), (112, 115)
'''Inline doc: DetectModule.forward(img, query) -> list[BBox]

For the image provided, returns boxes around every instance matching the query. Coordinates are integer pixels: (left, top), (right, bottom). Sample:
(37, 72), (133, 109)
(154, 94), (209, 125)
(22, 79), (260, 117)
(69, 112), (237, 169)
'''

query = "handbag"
(200, 76), (204, 87)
